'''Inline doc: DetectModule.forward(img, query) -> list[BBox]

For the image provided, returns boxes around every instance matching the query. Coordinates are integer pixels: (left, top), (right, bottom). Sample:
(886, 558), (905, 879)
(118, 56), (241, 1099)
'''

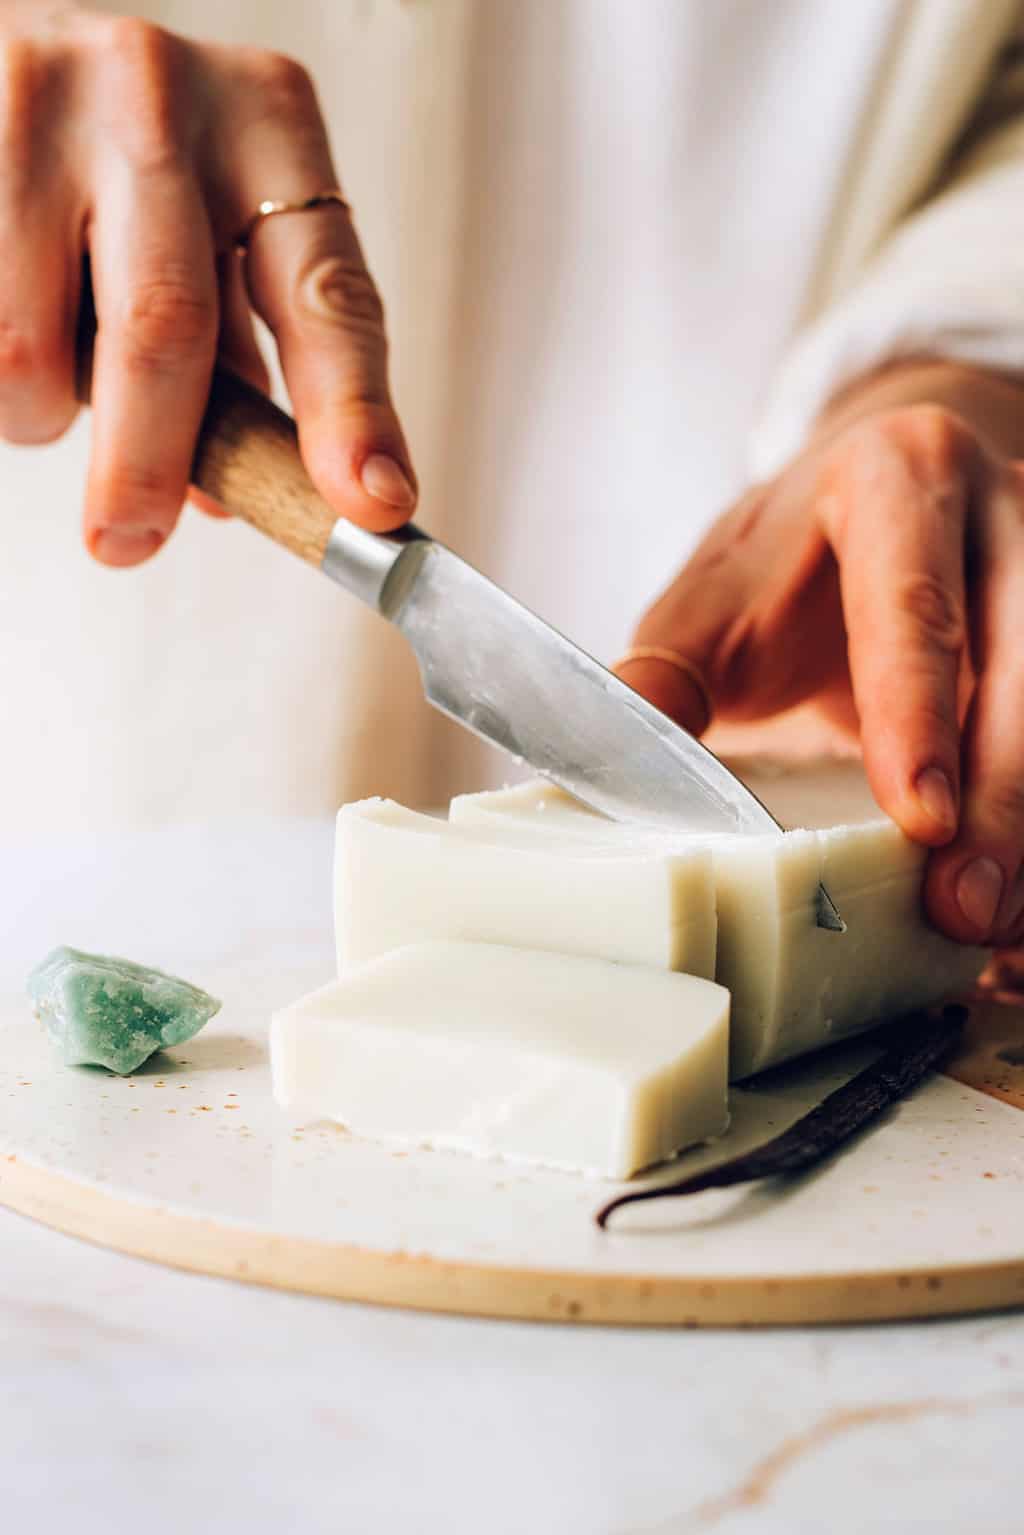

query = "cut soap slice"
(451, 778), (988, 1078)
(334, 797), (716, 978)
(271, 940), (730, 1178)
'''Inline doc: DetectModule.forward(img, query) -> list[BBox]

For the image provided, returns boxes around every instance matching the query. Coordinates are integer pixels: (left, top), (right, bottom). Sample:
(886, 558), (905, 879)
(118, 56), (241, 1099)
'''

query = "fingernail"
(360, 453), (415, 509)
(914, 767), (957, 832)
(956, 856), (1004, 932)
(90, 529), (165, 565)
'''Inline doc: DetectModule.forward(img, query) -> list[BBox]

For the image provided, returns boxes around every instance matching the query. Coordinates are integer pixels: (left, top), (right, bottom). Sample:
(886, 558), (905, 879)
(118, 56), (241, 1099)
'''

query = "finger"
(85, 160), (218, 567)
(217, 248), (269, 392)
(0, 44), (81, 443)
(0, 222), (81, 443)
(223, 55), (416, 531)
(615, 487), (843, 732)
(189, 251), (269, 522)
(613, 492), (767, 731)
(819, 413), (971, 846)
(613, 654), (714, 735)
(925, 471), (1024, 944)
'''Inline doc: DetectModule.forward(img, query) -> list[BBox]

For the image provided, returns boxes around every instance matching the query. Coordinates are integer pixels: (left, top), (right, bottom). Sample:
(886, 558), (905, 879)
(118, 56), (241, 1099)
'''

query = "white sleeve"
(751, 50), (1024, 479)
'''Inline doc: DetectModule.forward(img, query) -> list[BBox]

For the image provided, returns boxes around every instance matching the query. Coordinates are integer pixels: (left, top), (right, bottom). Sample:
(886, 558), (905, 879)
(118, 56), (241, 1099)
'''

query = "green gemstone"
(27, 946), (221, 1075)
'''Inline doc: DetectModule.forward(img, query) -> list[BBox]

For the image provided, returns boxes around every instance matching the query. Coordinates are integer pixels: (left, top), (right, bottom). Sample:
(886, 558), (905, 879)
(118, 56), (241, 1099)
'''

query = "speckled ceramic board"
(1, 818), (1023, 1328)
(2, 977), (1024, 1326)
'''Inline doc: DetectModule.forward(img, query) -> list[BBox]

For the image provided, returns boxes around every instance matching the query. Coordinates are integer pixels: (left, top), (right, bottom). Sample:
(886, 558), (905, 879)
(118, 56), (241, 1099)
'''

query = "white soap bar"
(334, 798), (716, 978)
(451, 781), (628, 844)
(271, 941), (730, 1178)
(451, 779), (988, 1078)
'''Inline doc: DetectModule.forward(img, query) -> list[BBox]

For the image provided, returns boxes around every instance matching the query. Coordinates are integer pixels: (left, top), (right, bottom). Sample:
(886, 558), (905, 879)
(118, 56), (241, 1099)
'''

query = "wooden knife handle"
(189, 368), (337, 567)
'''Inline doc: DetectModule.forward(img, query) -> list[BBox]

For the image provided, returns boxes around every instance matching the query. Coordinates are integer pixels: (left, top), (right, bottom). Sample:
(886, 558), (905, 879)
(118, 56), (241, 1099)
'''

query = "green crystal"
(27, 946), (221, 1075)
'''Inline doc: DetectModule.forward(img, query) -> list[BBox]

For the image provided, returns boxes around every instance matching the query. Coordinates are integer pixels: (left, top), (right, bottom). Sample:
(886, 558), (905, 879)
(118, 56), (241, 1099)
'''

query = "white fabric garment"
(0, 0), (1021, 833)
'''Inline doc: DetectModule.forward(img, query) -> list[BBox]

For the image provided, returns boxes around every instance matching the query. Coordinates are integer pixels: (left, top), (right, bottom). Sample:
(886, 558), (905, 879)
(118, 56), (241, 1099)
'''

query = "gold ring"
(614, 645), (714, 730)
(234, 189), (352, 253)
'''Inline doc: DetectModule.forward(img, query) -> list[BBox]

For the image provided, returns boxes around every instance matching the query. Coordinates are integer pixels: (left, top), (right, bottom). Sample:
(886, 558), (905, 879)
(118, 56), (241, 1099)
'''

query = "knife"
(191, 368), (844, 931)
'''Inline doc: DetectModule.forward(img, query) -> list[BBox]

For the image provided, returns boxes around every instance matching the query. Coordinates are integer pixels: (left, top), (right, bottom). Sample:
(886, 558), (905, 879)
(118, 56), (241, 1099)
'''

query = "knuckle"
(296, 253), (386, 332)
(242, 49), (317, 118)
(823, 408), (974, 536)
(879, 404), (973, 480)
(0, 40), (57, 163)
(815, 428), (879, 535)
(105, 19), (187, 170)
(120, 274), (216, 372)
(895, 573), (966, 653)
(106, 15), (175, 68)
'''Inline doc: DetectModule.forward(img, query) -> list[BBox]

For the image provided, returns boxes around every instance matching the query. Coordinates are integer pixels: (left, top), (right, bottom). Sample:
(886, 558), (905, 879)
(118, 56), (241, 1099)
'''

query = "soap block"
(271, 940), (730, 1178)
(451, 780), (989, 1078)
(335, 797), (716, 978)
(450, 781), (616, 842)
(711, 818), (988, 1075)
(28, 946), (221, 1075)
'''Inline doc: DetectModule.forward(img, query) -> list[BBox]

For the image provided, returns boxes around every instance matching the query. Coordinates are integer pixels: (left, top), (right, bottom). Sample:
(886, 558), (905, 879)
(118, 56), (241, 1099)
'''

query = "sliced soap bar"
(27, 946), (221, 1075)
(271, 940), (730, 1177)
(451, 780), (988, 1078)
(335, 797), (716, 978)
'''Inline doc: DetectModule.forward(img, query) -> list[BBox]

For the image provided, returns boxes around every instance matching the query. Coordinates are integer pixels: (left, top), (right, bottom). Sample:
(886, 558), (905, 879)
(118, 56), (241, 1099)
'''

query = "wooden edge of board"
(2, 1154), (1022, 1328)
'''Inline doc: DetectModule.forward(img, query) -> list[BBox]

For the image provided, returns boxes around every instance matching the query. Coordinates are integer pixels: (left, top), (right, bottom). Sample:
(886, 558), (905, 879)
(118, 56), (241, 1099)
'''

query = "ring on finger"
(614, 645), (714, 731)
(234, 189), (352, 254)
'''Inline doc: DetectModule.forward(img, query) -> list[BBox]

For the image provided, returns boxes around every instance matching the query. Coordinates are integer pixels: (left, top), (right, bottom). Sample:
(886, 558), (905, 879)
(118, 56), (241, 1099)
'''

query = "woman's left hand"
(619, 359), (1024, 949)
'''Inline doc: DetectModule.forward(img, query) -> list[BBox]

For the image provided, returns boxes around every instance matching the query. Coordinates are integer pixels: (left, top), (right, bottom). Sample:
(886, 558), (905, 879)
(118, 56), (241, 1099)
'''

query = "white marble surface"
(3, 819), (1023, 1530)
(3, 1203), (1023, 1533)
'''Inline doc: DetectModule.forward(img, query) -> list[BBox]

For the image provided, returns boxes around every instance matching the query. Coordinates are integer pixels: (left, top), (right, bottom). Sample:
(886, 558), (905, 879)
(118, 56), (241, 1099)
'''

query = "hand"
(0, 3), (416, 565)
(619, 359), (1024, 949)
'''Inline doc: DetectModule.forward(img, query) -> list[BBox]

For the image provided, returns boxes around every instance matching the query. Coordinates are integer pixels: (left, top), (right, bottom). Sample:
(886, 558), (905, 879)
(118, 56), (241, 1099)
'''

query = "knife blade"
(189, 369), (844, 931)
(322, 520), (845, 931)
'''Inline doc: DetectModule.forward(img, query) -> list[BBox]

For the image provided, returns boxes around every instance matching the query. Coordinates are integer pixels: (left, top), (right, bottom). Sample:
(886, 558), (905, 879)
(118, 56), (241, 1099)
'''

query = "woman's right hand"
(1, 2), (417, 565)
